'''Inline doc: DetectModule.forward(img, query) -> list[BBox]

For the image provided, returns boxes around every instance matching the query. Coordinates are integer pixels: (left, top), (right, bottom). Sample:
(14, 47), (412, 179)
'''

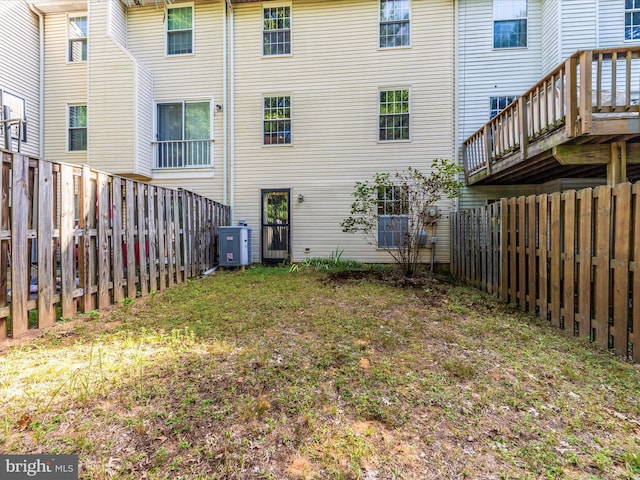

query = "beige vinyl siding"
(126, 0), (225, 200)
(127, 1), (223, 99)
(562, 0), (597, 56)
(43, 12), (87, 163)
(232, 0), (454, 264)
(88, 0), (138, 175)
(108, 0), (127, 45)
(135, 63), (153, 177)
(0, 1), (40, 158)
(150, 174), (218, 200)
(541, 0), (560, 74)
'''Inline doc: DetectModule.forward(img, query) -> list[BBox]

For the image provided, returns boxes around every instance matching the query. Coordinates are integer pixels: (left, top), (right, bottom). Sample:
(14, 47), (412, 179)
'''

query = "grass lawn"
(1, 265), (639, 479)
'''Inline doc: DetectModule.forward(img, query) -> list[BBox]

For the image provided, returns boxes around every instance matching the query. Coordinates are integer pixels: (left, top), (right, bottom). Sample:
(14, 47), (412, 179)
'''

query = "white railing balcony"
(153, 139), (212, 169)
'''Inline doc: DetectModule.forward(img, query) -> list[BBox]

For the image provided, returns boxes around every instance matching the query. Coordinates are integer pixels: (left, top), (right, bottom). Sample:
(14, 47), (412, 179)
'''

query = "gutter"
(28, 1), (45, 158)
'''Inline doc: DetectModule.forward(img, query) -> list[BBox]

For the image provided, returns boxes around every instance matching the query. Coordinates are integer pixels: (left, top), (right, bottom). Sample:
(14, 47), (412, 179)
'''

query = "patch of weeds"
(290, 248), (363, 272)
(443, 358), (477, 379)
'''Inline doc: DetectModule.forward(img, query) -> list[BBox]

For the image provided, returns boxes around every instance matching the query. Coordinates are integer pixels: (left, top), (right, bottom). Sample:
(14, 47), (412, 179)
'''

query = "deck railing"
(154, 139), (212, 169)
(462, 47), (640, 181)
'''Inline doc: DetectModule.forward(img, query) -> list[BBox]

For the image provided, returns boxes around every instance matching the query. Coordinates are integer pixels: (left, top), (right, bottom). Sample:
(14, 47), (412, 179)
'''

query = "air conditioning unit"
(219, 225), (252, 267)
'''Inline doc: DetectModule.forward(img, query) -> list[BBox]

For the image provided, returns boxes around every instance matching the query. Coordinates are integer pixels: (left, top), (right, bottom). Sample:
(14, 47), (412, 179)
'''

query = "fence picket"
(125, 180), (137, 299)
(526, 195), (537, 314)
(0, 158), (7, 338)
(563, 190), (577, 333)
(611, 183), (631, 356)
(509, 197), (517, 304)
(112, 177), (125, 303)
(632, 184), (640, 362)
(517, 196), (527, 310)
(593, 186), (611, 348)
(137, 184), (149, 297)
(538, 194), (549, 323)
(549, 192), (562, 328)
(147, 185), (158, 294)
(11, 155), (30, 337)
(59, 164), (76, 320)
(39, 160), (56, 327)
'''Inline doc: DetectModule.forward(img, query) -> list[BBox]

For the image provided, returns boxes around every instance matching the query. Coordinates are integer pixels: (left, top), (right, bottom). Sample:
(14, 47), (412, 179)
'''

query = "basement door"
(261, 189), (290, 263)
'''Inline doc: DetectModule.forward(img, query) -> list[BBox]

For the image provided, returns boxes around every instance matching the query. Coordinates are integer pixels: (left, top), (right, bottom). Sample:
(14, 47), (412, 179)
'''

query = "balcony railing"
(462, 47), (640, 183)
(153, 139), (212, 169)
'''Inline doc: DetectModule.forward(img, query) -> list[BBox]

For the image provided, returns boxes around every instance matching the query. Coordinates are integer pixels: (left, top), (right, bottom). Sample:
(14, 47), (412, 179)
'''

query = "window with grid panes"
(377, 186), (408, 248)
(626, 0), (640, 40)
(379, 89), (409, 141)
(263, 96), (291, 145)
(68, 15), (87, 62)
(493, 0), (527, 48)
(68, 105), (87, 151)
(263, 6), (291, 55)
(379, 0), (410, 48)
(490, 96), (517, 119)
(167, 5), (193, 55)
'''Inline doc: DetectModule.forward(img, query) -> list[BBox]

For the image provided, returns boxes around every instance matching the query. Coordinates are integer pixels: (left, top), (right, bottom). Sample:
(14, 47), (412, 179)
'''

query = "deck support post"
(608, 142), (627, 186)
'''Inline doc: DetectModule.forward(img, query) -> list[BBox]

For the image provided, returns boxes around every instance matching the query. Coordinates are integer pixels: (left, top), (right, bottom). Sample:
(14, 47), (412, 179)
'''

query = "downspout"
(229, 0), (235, 223)
(223, 0), (229, 205)
(28, 2), (45, 158)
(452, 0), (459, 213)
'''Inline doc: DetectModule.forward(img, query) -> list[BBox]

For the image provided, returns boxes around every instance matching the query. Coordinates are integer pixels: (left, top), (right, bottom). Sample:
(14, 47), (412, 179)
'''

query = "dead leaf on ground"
(16, 413), (32, 431)
(359, 358), (371, 369)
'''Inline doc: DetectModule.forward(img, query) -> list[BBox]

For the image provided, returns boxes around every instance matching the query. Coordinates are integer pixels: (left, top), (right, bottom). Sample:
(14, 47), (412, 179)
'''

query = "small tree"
(341, 159), (462, 277)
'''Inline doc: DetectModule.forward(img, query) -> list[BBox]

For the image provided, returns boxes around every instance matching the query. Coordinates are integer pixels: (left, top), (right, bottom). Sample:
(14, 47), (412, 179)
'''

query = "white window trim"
(492, 0), (528, 50)
(66, 103), (87, 154)
(378, 87), (411, 143)
(67, 12), (88, 64)
(625, 2), (640, 42)
(262, 93), (293, 147)
(165, 2), (195, 57)
(152, 98), (214, 170)
(378, 0), (412, 50)
(261, 3), (292, 57)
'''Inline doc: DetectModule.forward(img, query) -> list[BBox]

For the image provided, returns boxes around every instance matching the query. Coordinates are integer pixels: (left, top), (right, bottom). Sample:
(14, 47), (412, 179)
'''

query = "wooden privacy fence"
(451, 182), (640, 363)
(0, 151), (230, 340)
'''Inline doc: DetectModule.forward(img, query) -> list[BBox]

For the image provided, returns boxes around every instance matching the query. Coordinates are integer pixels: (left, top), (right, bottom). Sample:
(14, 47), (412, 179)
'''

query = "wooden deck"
(463, 47), (640, 186)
